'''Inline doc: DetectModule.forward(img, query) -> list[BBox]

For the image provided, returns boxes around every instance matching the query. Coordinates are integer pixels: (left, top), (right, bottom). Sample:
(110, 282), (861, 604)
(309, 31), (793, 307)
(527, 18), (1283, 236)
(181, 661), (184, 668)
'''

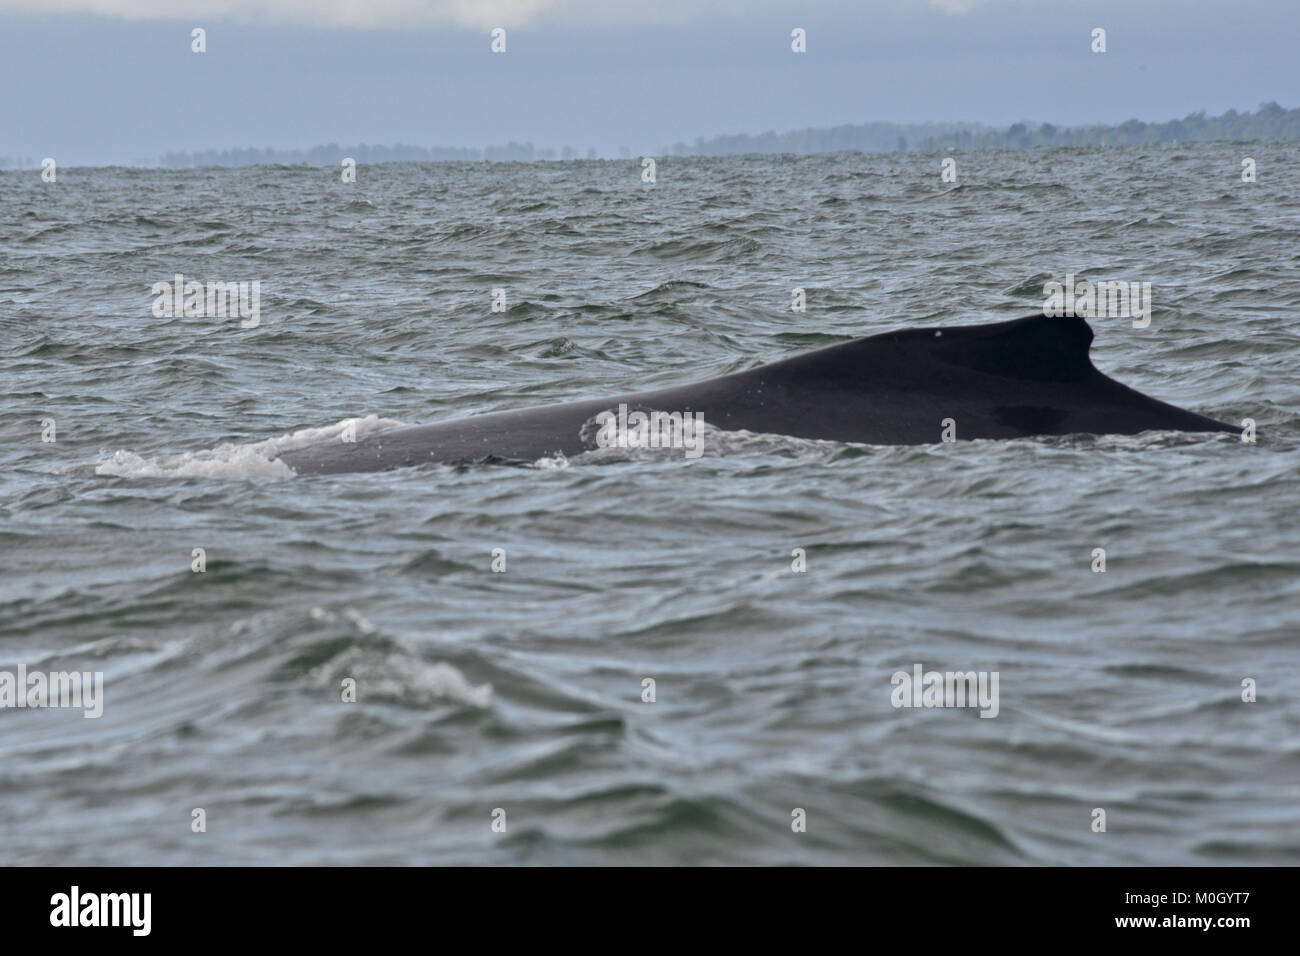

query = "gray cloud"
(0, 0), (980, 29)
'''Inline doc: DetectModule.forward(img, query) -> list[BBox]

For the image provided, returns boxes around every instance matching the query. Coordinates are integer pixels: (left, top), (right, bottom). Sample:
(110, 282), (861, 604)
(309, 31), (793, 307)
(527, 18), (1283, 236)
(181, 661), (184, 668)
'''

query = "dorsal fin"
(764, 312), (1098, 387)
(926, 313), (1096, 383)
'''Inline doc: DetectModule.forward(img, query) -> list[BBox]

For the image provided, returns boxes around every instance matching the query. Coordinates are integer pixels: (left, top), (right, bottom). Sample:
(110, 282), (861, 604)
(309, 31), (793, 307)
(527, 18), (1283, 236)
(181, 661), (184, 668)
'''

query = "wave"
(93, 414), (409, 479)
(535, 419), (860, 468)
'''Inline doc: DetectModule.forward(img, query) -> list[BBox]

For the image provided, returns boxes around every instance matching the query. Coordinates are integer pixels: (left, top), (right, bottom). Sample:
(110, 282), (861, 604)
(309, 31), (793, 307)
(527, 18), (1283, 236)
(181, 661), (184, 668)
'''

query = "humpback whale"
(277, 312), (1234, 476)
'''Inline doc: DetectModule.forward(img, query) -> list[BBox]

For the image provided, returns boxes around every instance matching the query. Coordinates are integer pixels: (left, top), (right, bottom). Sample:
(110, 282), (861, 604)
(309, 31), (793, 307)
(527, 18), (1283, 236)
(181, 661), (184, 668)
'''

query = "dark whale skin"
(277, 313), (1235, 475)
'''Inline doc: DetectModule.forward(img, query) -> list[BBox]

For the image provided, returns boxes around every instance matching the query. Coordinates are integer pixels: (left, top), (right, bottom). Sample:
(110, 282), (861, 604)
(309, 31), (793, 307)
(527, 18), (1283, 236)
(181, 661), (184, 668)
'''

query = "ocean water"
(1, 145), (1297, 865)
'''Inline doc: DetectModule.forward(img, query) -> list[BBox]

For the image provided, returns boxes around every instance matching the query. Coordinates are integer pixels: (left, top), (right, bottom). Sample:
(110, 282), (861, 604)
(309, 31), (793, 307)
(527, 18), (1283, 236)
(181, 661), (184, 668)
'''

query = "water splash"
(94, 415), (409, 479)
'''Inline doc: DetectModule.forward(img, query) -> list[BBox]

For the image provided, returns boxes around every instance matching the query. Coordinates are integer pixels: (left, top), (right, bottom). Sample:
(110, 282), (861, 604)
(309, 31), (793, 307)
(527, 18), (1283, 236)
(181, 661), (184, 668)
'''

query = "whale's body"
(277, 313), (1233, 476)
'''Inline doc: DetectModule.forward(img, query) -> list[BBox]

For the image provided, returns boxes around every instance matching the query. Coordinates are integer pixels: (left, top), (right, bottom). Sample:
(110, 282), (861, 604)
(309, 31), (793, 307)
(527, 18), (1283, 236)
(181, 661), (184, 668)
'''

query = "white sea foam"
(310, 641), (493, 709)
(94, 415), (408, 479)
(552, 415), (858, 467)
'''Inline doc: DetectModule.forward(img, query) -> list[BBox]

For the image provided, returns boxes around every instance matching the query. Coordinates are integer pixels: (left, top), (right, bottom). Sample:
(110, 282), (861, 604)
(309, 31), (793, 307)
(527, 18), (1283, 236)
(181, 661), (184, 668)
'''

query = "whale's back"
(277, 313), (1234, 475)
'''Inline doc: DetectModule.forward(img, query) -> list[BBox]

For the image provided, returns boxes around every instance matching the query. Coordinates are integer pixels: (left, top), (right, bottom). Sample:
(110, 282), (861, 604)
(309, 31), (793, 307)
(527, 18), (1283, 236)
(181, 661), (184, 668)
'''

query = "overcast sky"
(1, 0), (1295, 165)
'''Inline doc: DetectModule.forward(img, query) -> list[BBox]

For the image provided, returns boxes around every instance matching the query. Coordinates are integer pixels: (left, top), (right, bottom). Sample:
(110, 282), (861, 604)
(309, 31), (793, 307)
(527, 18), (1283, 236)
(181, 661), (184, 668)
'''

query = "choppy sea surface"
(1, 145), (1298, 865)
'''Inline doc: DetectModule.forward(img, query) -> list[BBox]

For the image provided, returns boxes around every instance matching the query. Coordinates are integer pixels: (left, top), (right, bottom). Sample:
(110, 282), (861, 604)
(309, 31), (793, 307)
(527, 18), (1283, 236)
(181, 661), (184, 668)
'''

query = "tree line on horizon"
(666, 102), (1299, 156)
(3, 103), (1295, 170)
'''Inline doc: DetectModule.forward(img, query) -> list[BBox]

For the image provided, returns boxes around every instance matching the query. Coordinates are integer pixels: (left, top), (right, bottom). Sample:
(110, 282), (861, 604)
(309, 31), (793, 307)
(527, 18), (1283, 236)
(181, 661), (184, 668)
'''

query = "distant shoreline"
(3, 102), (1294, 170)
